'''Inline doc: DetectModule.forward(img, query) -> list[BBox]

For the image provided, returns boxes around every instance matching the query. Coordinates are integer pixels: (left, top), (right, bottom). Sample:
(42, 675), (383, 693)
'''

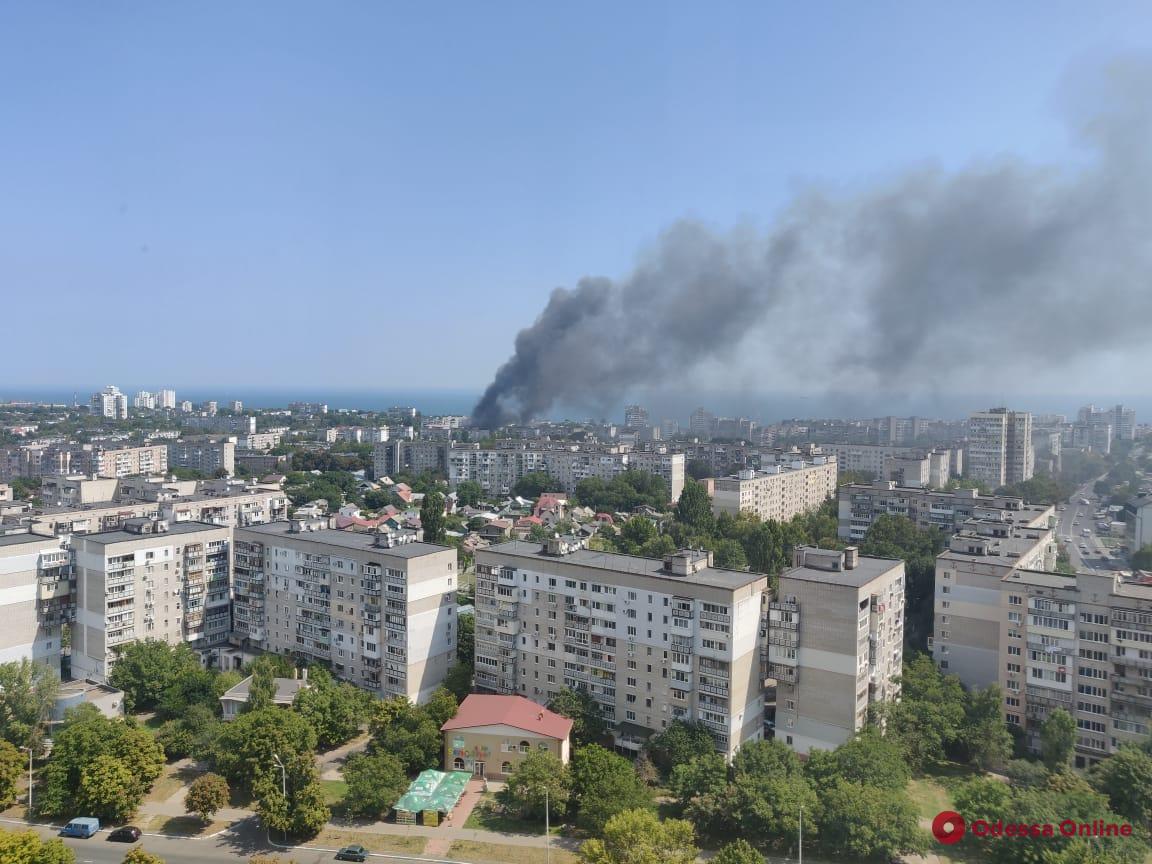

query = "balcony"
(767, 663), (797, 684)
(699, 680), (730, 697)
(565, 614), (590, 631)
(767, 631), (798, 647)
(700, 610), (731, 625)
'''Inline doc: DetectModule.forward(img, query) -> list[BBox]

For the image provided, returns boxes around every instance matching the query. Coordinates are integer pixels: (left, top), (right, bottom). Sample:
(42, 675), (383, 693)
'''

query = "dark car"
(107, 826), (142, 842)
(335, 845), (369, 862)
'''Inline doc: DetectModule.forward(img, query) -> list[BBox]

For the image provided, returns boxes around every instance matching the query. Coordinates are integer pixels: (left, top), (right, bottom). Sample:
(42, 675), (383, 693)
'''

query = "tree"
(212, 707), (318, 795)
(292, 669), (372, 749)
(818, 781), (927, 861)
(441, 663), (472, 702)
(804, 727), (909, 791)
(674, 481), (713, 533)
(547, 688), (607, 748)
(1091, 745), (1152, 826)
(712, 539), (747, 570)
(245, 657), (281, 714)
(0, 740), (24, 809)
(647, 721), (716, 776)
(455, 481), (485, 508)
(1004, 758), (1050, 788)
(877, 653), (966, 770)
(421, 491), (447, 543)
(634, 752), (659, 787)
(669, 753), (727, 809)
(0, 659), (60, 747)
(579, 809), (697, 864)
(712, 839), (763, 864)
(367, 698), (441, 774)
(953, 776), (1014, 826)
(1133, 545), (1152, 571)
(457, 612), (475, 666)
(423, 687), (459, 729)
(1041, 709), (1077, 772)
(0, 827), (75, 864)
(78, 754), (139, 822)
(513, 472), (559, 499)
(185, 772), (231, 822)
(122, 849), (166, 864)
(571, 745), (652, 832)
(964, 685), (1013, 771)
(342, 751), (409, 820)
(498, 750), (571, 821)
(158, 666), (219, 719)
(731, 738), (801, 779)
(686, 460), (712, 481)
(107, 641), (199, 713)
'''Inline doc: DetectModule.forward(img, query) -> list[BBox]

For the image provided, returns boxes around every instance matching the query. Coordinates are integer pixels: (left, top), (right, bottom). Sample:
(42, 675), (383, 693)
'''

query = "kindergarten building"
(440, 694), (572, 781)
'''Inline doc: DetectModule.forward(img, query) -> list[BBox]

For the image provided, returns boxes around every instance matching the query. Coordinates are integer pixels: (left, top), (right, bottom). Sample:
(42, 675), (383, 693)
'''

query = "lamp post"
(21, 745), (32, 815)
(798, 804), (803, 864)
(541, 785), (551, 864)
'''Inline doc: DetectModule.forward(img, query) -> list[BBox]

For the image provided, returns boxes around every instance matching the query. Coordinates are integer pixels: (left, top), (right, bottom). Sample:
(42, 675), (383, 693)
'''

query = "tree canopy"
(579, 808), (697, 864)
(0, 659), (60, 748)
(108, 640), (201, 713)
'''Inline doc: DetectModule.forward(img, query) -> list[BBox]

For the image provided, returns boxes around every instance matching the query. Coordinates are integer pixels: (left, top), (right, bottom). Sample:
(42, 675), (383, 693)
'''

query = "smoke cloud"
(473, 61), (1152, 428)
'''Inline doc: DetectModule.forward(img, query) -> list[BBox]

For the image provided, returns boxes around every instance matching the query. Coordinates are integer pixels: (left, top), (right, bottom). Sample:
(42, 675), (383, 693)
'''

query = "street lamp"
(21, 745), (32, 814)
(540, 785), (551, 864)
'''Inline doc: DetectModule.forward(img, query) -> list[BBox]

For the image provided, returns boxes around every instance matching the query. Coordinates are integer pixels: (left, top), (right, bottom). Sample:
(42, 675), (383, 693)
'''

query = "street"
(4, 817), (447, 864)
(1054, 479), (1122, 574)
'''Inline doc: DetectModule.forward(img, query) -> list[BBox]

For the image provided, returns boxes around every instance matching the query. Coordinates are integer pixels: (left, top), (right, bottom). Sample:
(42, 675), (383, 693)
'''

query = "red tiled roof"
(441, 694), (573, 740)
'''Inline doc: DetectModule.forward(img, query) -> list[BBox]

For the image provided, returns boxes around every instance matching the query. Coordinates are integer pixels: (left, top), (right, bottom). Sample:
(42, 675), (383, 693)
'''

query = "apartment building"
(1078, 404), (1137, 443)
(0, 532), (72, 666)
(770, 546), (904, 754)
(237, 431), (285, 451)
(823, 443), (953, 488)
(40, 476), (120, 507)
(91, 385), (128, 420)
(233, 521), (458, 703)
(378, 440), (450, 479)
(181, 415), (258, 435)
(447, 445), (686, 503)
(157, 390), (177, 410)
(0, 483), (11, 502)
(474, 539), (769, 758)
(838, 480), (1054, 542)
(624, 405), (650, 430)
(711, 457), (837, 522)
(76, 444), (169, 479)
(72, 519), (232, 681)
(931, 519), (1057, 688)
(134, 391), (156, 410)
(968, 408), (1034, 488)
(167, 438), (236, 476)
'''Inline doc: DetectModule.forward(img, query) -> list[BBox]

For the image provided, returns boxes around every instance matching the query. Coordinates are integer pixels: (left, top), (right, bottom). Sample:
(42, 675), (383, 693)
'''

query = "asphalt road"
(1054, 480), (1121, 574)
(8, 818), (439, 864)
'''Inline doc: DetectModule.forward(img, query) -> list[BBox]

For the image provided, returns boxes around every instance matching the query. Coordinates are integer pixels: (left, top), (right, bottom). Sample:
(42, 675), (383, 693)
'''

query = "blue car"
(60, 817), (101, 838)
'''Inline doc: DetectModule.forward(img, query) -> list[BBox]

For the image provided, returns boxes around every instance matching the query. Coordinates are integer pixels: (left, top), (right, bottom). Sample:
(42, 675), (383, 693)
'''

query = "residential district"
(2, 391), (1152, 864)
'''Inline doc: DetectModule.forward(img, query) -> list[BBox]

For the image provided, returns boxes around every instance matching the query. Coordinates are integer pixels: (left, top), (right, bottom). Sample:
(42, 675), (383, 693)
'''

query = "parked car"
(108, 826), (142, 842)
(335, 846), (369, 862)
(60, 818), (101, 838)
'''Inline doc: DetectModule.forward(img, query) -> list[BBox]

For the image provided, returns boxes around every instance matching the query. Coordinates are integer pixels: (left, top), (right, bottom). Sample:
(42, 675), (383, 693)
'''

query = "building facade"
(770, 546), (905, 754)
(167, 438), (236, 476)
(968, 409), (1034, 488)
(91, 385), (128, 420)
(0, 532), (72, 666)
(233, 521), (458, 703)
(72, 519), (232, 681)
(710, 457), (838, 522)
(474, 538), (769, 758)
(441, 694), (573, 780)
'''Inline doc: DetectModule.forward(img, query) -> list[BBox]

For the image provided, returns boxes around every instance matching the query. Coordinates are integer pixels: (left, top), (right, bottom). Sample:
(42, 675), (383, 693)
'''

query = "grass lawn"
(146, 760), (203, 804)
(319, 779), (348, 807)
(463, 796), (561, 836)
(448, 840), (578, 864)
(907, 776), (954, 821)
(314, 828), (426, 855)
(142, 815), (230, 836)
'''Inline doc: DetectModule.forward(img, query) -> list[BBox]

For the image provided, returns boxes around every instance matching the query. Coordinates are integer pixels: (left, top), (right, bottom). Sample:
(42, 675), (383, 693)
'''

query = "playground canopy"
(393, 769), (471, 815)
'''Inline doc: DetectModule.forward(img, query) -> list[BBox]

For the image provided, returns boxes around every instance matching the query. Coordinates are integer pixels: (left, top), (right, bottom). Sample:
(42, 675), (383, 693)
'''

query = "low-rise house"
(220, 671), (311, 720)
(441, 694), (572, 780)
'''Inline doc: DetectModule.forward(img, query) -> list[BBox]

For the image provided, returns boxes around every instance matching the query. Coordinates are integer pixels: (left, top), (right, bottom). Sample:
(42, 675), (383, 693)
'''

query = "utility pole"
(22, 745), (32, 814)
(544, 785), (551, 864)
(272, 753), (288, 840)
(799, 804), (803, 864)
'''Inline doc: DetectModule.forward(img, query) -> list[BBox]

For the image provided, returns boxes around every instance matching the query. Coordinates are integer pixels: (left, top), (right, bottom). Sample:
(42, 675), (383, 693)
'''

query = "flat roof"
(780, 555), (902, 588)
(236, 521), (452, 558)
(78, 520), (229, 545)
(0, 532), (58, 548)
(482, 540), (766, 590)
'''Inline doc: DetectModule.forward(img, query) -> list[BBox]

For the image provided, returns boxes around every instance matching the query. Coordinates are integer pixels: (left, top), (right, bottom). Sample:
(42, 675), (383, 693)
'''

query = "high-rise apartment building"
(689, 408), (716, 439)
(474, 539), (769, 758)
(624, 405), (650, 430)
(233, 521), (458, 703)
(710, 458), (837, 522)
(167, 438), (236, 476)
(91, 385), (128, 420)
(0, 532), (72, 666)
(72, 519), (232, 681)
(229, 401), (243, 413)
(133, 391), (156, 410)
(967, 408), (1034, 488)
(181, 415), (257, 435)
(837, 480), (1054, 542)
(770, 546), (904, 754)
(78, 444), (169, 479)
(823, 443), (954, 488)
(157, 390), (177, 410)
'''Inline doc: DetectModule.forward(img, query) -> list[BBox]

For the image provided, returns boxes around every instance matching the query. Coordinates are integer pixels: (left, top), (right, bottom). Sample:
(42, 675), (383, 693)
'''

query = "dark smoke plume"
(473, 61), (1152, 428)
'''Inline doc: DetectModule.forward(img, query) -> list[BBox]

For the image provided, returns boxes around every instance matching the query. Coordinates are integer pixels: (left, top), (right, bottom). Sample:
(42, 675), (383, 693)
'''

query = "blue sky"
(2, 2), (1151, 395)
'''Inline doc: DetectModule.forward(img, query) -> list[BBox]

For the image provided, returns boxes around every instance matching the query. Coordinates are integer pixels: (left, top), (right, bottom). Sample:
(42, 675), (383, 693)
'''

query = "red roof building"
(441, 695), (573, 779)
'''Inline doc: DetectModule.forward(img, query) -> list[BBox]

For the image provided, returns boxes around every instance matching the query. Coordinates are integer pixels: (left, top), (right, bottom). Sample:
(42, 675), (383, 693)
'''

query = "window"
(520, 741), (530, 753)
(501, 761), (512, 774)
(1008, 645), (1022, 655)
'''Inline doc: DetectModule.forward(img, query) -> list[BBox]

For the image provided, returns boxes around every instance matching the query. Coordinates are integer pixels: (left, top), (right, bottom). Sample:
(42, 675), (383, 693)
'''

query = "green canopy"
(393, 769), (472, 814)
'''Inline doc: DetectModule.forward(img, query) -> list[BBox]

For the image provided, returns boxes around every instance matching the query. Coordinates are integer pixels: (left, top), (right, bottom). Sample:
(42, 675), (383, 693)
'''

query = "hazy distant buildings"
(91, 385), (128, 420)
(133, 391), (156, 410)
(822, 443), (953, 488)
(967, 408), (1034, 488)
(690, 408), (715, 438)
(710, 457), (837, 522)
(624, 405), (650, 430)
(771, 546), (904, 754)
(157, 389), (177, 410)
(181, 415), (258, 435)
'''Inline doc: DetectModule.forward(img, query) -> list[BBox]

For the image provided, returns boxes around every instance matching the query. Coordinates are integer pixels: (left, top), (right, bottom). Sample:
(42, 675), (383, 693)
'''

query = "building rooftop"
(442, 694), (573, 740)
(483, 540), (766, 590)
(237, 521), (452, 558)
(780, 554), (903, 589)
(78, 520), (229, 545)
(220, 675), (308, 705)
(0, 531), (57, 548)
